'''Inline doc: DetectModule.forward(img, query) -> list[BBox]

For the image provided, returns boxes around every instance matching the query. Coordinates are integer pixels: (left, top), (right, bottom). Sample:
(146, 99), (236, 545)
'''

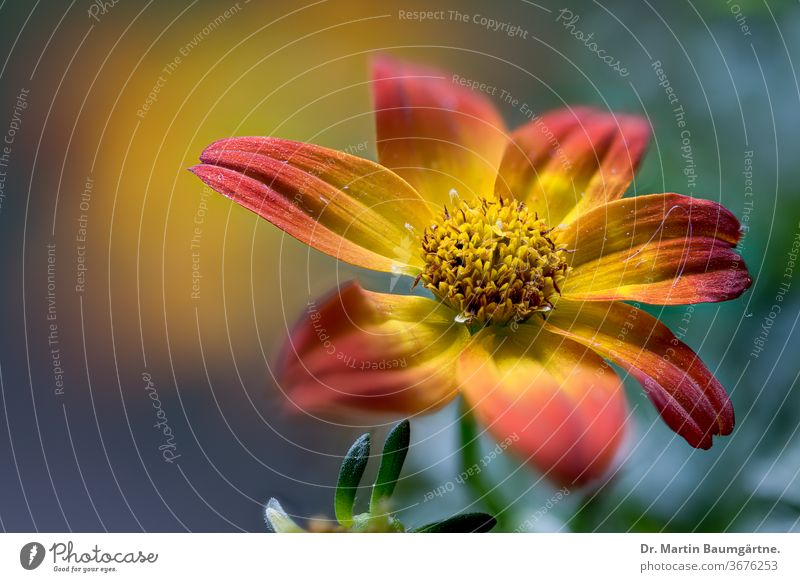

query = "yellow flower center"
(420, 197), (569, 326)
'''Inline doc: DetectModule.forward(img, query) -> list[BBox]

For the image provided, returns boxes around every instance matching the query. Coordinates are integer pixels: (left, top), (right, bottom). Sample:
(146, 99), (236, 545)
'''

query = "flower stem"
(458, 400), (507, 530)
(569, 486), (609, 532)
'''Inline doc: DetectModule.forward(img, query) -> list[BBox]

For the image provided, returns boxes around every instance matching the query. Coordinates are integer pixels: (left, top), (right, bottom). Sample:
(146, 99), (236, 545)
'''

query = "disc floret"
(420, 197), (569, 326)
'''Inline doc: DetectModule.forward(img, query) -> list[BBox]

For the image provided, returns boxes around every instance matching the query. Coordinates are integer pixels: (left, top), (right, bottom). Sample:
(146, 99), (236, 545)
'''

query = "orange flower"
(191, 56), (751, 486)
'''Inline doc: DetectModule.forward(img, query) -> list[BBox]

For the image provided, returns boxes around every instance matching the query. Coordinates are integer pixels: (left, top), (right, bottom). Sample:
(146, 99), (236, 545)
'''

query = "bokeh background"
(1, 0), (799, 532)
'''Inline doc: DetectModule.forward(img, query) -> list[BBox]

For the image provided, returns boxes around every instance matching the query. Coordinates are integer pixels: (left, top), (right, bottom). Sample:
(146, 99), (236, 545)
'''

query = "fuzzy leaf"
(264, 498), (305, 533)
(335, 433), (371, 526)
(370, 420), (410, 511)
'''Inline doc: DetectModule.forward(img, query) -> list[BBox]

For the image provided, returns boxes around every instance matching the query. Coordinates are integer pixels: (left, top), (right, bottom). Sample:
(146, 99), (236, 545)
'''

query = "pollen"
(420, 196), (569, 326)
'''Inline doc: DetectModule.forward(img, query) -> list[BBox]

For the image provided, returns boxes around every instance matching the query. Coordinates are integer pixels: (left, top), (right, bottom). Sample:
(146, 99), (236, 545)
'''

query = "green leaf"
(413, 513), (497, 533)
(264, 498), (305, 533)
(370, 420), (410, 512)
(335, 433), (370, 526)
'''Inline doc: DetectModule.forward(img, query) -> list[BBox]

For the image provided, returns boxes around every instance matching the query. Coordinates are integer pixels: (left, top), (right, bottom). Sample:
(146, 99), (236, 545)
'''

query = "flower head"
(421, 196), (569, 325)
(191, 56), (751, 486)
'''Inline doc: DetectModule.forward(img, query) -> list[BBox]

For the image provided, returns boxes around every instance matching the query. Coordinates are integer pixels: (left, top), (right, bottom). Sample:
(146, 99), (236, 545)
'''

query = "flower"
(190, 56), (751, 486)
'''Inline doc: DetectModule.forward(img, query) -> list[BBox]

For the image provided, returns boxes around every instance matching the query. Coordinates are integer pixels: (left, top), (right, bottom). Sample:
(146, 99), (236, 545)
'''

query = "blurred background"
(0, 0), (798, 532)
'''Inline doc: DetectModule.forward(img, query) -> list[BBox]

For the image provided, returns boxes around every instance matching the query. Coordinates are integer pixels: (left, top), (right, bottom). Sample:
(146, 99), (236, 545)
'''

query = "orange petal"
(278, 283), (469, 418)
(457, 325), (628, 487)
(191, 137), (434, 275)
(542, 300), (734, 449)
(558, 193), (751, 304)
(495, 107), (650, 224)
(371, 55), (508, 207)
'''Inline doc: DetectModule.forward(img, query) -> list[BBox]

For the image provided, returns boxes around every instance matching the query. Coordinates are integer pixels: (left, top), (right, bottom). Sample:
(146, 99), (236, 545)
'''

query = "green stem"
(458, 399), (507, 530)
(568, 485), (608, 532)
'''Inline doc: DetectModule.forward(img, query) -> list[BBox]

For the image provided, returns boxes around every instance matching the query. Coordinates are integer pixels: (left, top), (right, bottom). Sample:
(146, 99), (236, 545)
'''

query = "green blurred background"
(0, 0), (798, 532)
